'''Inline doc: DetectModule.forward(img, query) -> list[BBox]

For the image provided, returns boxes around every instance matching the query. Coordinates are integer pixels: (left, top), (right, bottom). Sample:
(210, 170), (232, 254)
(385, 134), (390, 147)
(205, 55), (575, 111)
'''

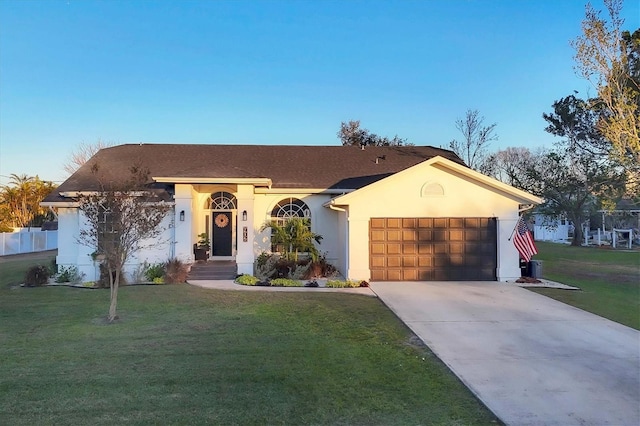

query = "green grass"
(532, 242), (640, 330)
(0, 255), (499, 425)
(0, 250), (56, 289)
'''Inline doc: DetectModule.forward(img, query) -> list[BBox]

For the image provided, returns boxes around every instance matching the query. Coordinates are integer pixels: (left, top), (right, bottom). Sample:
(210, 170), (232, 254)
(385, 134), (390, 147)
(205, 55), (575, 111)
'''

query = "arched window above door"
(206, 192), (237, 210)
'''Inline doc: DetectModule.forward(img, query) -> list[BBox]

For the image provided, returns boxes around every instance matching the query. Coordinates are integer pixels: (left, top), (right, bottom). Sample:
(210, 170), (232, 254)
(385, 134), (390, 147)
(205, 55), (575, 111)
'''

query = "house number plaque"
(242, 226), (248, 242)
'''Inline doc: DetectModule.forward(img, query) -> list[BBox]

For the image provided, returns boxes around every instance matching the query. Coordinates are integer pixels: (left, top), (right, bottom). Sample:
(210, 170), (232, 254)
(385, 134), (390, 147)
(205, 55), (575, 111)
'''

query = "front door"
(212, 212), (232, 256)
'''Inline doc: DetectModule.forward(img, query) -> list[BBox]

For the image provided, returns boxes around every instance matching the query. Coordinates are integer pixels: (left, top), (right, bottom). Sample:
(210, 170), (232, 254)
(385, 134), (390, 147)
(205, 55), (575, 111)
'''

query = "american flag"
(513, 217), (538, 262)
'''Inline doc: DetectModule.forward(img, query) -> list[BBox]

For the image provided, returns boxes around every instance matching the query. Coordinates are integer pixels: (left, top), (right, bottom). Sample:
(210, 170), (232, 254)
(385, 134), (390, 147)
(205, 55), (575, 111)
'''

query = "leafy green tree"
(262, 217), (323, 261)
(338, 120), (411, 146)
(571, 0), (639, 163)
(0, 174), (57, 229)
(530, 96), (627, 245)
(77, 164), (171, 322)
(525, 149), (625, 245)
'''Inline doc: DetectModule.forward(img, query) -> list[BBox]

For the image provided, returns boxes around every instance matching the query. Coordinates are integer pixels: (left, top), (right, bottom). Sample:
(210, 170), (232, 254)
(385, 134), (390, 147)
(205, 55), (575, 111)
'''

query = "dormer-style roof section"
(43, 144), (465, 203)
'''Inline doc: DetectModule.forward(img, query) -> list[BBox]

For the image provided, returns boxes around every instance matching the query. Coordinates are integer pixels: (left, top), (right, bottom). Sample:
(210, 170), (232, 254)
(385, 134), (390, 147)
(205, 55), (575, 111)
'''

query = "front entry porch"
(188, 260), (238, 280)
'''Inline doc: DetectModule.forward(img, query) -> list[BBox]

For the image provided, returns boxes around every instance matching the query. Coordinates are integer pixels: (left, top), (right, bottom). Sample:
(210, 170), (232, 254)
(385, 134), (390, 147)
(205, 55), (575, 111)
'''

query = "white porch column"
(174, 184), (194, 263)
(236, 185), (255, 275)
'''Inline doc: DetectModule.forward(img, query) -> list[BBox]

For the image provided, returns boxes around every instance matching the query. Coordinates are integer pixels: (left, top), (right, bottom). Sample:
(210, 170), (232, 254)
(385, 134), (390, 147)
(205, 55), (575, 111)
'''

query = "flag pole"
(508, 217), (520, 241)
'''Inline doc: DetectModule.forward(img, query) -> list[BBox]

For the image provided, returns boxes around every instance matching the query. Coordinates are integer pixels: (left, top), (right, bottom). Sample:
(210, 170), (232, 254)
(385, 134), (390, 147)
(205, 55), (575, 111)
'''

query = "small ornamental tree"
(77, 164), (171, 322)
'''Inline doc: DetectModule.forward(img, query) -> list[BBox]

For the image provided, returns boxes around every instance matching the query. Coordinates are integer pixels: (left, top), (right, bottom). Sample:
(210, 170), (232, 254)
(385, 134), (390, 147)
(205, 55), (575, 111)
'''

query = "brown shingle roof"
(44, 144), (465, 202)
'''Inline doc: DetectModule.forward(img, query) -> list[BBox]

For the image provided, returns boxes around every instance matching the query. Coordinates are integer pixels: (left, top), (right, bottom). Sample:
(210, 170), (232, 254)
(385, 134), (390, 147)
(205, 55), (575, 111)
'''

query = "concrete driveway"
(369, 281), (640, 426)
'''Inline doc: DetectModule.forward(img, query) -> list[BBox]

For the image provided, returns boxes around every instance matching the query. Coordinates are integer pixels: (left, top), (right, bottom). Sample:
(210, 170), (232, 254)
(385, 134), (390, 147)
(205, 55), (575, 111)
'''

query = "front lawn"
(0, 250), (56, 289)
(0, 282), (500, 425)
(532, 242), (640, 330)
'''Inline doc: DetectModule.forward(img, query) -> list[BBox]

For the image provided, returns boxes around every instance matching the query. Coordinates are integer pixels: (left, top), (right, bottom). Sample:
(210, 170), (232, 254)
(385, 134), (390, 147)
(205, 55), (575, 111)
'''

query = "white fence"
(0, 230), (58, 256)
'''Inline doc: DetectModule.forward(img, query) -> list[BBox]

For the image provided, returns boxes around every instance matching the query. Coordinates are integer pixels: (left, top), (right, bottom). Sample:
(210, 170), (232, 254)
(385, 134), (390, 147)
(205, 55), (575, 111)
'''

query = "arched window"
(206, 192), (237, 210)
(271, 197), (311, 221)
(269, 198), (312, 253)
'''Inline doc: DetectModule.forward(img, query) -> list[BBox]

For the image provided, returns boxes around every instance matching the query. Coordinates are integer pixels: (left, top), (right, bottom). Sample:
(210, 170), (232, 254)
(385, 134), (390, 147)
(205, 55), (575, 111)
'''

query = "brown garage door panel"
(370, 217), (497, 281)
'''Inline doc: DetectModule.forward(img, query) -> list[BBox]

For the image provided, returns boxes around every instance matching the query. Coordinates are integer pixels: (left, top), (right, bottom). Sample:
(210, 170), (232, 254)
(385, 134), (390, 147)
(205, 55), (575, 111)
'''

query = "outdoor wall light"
(242, 210), (247, 221)
(179, 210), (185, 221)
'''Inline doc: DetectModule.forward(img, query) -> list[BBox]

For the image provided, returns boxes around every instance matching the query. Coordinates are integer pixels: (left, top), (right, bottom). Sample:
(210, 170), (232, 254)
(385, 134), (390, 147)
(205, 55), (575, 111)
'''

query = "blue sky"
(1, 0), (638, 185)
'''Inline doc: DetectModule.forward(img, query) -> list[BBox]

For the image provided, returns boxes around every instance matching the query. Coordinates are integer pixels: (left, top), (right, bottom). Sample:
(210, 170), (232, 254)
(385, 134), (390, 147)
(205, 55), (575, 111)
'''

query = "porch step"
(188, 261), (238, 280)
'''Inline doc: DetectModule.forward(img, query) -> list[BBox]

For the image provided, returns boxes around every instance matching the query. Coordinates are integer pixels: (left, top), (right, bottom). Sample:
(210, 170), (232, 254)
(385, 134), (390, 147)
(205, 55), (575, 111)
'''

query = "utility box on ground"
(529, 260), (543, 278)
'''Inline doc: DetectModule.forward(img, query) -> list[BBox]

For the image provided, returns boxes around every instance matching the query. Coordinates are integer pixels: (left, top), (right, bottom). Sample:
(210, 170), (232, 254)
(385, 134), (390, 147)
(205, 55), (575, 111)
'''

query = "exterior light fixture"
(242, 210), (247, 221)
(179, 210), (185, 221)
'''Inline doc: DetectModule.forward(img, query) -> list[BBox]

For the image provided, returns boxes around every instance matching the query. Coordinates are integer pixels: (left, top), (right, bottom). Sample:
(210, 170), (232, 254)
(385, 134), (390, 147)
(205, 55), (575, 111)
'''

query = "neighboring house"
(41, 144), (542, 282)
(597, 199), (640, 246)
(532, 214), (571, 242)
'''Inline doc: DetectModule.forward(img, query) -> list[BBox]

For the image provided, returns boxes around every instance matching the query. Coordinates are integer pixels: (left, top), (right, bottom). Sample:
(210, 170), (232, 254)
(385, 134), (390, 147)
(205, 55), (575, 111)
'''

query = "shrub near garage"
(236, 274), (259, 286)
(326, 279), (368, 288)
(270, 278), (301, 287)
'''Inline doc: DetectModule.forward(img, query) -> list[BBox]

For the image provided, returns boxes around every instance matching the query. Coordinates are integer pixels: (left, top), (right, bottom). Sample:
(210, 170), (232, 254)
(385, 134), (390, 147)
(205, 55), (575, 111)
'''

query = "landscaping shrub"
(24, 265), (50, 287)
(290, 262), (310, 279)
(316, 253), (338, 277)
(326, 279), (366, 288)
(48, 258), (58, 276)
(255, 252), (339, 280)
(164, 258), (188, 283)
(255, 254), (279, 281)
(55, 266), (84, 283)
(256, 251), (271, 268)
(144, 263), (165, 282)
(235, 274), (259, 286)
(270, 278), (302, 287)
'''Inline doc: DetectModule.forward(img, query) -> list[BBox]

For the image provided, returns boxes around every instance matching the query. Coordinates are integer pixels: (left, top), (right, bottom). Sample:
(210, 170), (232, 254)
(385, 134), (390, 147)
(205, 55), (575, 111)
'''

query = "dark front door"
(212, 212), (232, 256)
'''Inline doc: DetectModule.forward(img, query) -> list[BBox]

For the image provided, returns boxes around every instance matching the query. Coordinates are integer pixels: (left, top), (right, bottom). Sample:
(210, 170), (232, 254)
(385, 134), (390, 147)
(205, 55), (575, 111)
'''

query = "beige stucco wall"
(252, 192), (340, 272)
(335, 162), (524, 281)
(175, 186), (342, 276)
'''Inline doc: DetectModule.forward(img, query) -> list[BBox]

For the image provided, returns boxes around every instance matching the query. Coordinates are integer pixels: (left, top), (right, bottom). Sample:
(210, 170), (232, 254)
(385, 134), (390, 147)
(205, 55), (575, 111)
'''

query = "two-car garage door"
(370, 217), (497, 281)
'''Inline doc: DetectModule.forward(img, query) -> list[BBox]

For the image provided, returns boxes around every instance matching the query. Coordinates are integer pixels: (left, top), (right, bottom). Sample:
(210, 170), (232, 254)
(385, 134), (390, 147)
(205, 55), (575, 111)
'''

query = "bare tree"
(487, 147), (541, 190)
(64, 140), (113, 175)
(571, 0), (639, 163)
(77, 164), (171, 322)
(449, 110), (498, 173)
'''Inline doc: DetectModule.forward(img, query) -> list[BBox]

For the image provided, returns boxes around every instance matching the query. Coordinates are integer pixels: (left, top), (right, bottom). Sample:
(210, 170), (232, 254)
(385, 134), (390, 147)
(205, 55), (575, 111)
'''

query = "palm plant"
(262, 217), (322, 261)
